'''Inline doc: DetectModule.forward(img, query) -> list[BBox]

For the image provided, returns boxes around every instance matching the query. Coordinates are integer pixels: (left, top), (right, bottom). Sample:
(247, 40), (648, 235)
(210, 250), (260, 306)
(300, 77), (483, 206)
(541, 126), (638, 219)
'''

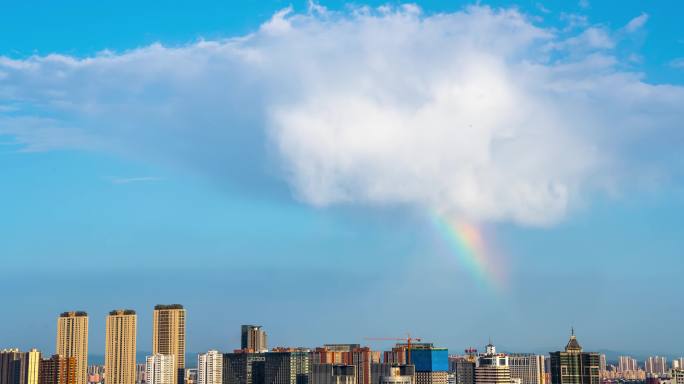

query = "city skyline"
(1, 307), (682, 364)
(3, 320), (684, 384)
(4, 327), (684, 377)
(1, 0), (683, 360)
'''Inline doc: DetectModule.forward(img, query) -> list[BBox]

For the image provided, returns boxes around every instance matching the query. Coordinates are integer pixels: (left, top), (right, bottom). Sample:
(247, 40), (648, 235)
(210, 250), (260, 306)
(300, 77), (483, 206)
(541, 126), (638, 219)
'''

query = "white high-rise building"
(146, 354), (176, 384)
(644, 357), (667, 376)
(509, 354), (544, 384)
(618, 356), (638, 373)
(673, 359), (684, 371)
(476, 344), (511, 384)
(197, 350), (223, 384)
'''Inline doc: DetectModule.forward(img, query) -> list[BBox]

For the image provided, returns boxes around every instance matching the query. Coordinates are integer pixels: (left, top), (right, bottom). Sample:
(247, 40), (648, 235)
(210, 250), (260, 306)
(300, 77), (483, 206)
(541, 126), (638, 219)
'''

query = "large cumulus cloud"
(1, 4), (682, 225)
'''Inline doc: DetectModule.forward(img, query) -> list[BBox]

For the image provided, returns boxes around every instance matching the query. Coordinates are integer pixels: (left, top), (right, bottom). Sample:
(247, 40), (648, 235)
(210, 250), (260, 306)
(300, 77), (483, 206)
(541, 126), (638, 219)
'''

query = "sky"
(1, 0), (683, 361)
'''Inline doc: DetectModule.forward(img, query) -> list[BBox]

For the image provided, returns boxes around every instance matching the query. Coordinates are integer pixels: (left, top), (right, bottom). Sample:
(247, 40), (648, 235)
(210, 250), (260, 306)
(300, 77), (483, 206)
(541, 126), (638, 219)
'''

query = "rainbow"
(431, 214), (505, 293)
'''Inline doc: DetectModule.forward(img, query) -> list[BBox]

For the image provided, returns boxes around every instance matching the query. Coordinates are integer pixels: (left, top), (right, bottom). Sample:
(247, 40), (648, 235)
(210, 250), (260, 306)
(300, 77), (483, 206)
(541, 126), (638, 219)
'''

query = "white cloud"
(0, 4), (682, 226)
(560, 13), (588, 31)
(624, 13), (649, 33)
(548, 27), (614, 52)
(307, 0), (328, 15)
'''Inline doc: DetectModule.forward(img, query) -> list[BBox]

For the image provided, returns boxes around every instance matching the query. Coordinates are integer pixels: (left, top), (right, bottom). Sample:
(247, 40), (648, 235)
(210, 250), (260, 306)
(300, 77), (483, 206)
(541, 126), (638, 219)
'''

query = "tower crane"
(364, 334), (423, 365)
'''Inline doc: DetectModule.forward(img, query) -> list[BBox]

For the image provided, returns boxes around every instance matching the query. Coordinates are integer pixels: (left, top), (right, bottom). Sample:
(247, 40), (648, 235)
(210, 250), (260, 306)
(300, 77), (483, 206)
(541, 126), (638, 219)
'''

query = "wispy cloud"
(1, 4), (683, 226)
(535, 2), (551, 14)
(560, 13), (588, 31)
(624, 13), (649, 33)
(109, 177), (164, 185)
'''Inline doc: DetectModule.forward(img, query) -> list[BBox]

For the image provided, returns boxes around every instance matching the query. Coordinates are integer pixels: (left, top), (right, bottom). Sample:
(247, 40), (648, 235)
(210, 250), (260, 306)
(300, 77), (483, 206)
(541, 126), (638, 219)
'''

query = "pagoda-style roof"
(565, 334), (583, 353)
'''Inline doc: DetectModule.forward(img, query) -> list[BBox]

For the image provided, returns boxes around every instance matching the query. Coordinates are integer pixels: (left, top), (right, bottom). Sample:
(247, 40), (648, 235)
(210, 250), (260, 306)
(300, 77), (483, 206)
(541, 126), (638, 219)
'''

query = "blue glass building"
(410, 348), (449, 372)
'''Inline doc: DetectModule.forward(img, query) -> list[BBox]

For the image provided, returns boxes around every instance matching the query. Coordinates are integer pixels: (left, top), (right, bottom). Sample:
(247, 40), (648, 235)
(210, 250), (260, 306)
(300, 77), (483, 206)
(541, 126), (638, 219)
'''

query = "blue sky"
(1, 0), (683, 360)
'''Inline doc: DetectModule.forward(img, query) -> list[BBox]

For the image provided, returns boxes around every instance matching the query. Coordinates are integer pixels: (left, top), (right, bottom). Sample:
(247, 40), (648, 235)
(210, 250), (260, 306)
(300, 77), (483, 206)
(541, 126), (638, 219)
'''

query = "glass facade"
(411, 350), (448, 372)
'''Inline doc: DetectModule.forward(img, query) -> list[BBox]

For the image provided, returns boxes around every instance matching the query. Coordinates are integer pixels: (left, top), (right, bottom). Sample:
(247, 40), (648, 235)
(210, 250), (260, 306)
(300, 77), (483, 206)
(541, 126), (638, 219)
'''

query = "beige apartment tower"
(26, 348), (42, 384)
(152, 305), (186, 384)
(105, 310), (137, 384)
(56, 312), (89, 384)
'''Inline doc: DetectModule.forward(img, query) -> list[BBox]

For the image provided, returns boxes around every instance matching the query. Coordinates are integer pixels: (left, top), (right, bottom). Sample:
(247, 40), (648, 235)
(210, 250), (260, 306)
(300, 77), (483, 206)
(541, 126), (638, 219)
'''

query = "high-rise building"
(24, 349), (42, 384)
(251, 362), (265, 384)
(105, 310), (137, 384)
(379, 367), (412, 384)
(393, 344), (448, 384)
(240, 326), (267, 353)
(153, 305), (186, 384)
(262, 348), (310, 384)
(57, 312), (89, 384)
(197, 351), (222, 384)
(185, 370), (198, 384)
(313, 346), (360, 366)
(371, 364), (414, 384)
(449, 357), (475, 384)
(509, 355), (544, 384)
(1, 349), (22, 384)
(383, 349), (407, 367)
(385, 344), (444, 370)
(222, 351), (266, 384)
(0, 348), (41, 384)
(312, 345), (380, 384)
(146, 355), (176, 384)
(39, 355), (77, 384)
(136, 364), (146, 384)
(475, 344), (510, 384)
(671, 369), (684, 384)
(311, 365), (356, 384)
(618, 357), (638, 373)
(644, 357), (667, 376)
(549, 332), (599, 384)
(87, 366), (104, 384)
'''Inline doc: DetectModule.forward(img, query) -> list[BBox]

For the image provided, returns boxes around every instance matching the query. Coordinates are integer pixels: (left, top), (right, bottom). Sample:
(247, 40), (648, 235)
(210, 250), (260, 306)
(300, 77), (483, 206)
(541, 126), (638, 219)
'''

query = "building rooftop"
(323, 344), (361, 351)
(395, 343), (436, 349)
(154, 304), (184, 310)
(270, 347), (311, 353)
(109, 309), (136, 315)
(60, 311), (87, 317)
(565, 335), (583, 353)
